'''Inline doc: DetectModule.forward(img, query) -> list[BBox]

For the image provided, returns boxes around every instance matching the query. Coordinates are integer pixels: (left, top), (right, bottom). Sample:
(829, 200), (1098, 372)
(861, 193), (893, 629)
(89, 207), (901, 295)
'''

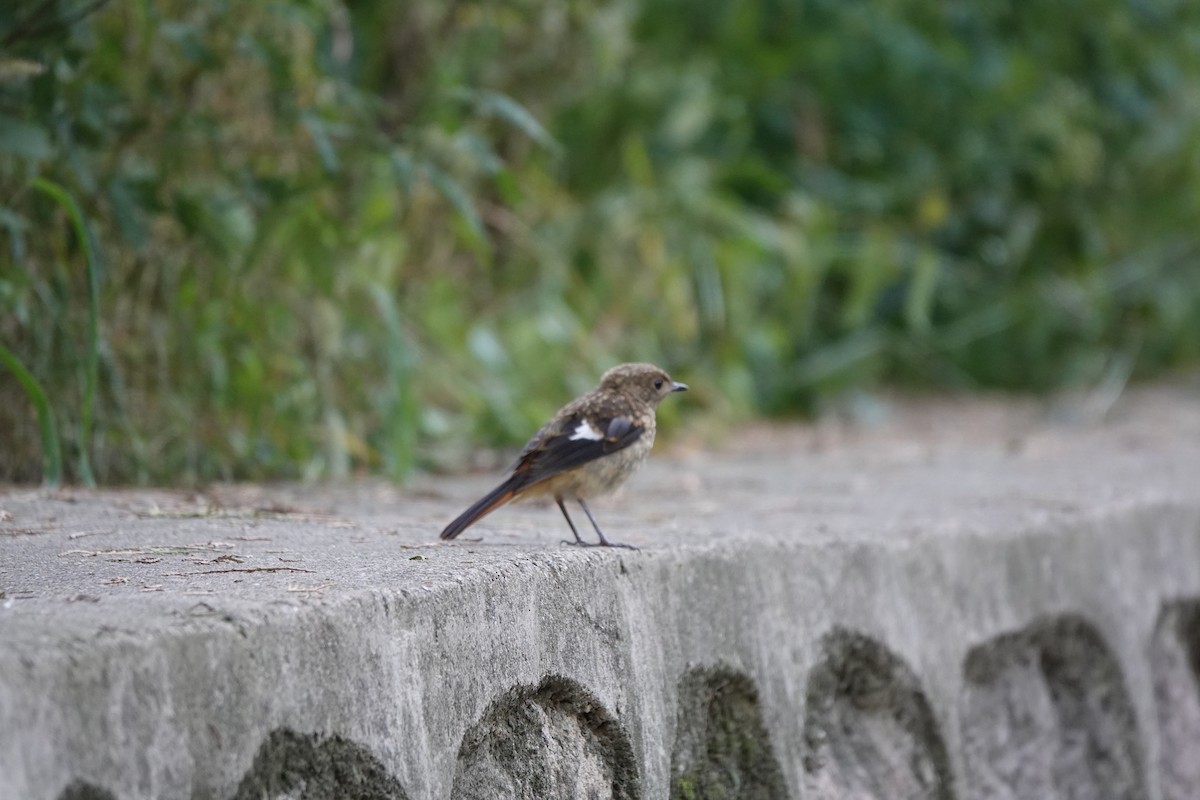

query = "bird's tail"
(440, 476), (523, 540)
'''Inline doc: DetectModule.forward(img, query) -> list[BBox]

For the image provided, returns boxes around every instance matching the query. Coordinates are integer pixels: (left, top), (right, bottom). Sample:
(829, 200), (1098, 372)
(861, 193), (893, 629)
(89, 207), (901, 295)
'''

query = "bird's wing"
(440, 413), (643, 540)
(509, 413), (645, 488)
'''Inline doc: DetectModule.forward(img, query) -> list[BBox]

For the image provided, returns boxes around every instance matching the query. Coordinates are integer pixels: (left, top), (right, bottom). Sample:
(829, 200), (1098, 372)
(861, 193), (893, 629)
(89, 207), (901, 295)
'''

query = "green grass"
(2, 0), (1200, 484)
(31, 178), (100, 487)
(0, 340), (61, 487)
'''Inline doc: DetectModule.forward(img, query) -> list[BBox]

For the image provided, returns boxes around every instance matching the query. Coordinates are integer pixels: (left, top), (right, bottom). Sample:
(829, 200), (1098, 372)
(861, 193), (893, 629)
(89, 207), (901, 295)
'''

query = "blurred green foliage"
(2, 0), (1200, 484)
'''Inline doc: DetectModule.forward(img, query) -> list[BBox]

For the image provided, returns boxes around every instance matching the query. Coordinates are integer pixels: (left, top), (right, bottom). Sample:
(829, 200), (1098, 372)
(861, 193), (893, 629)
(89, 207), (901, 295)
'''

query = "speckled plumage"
(440, 363), (687, 548)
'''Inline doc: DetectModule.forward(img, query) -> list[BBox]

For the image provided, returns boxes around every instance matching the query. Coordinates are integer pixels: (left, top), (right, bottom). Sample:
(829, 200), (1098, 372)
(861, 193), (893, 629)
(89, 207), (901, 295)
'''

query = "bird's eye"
(653, 378), (664, 390)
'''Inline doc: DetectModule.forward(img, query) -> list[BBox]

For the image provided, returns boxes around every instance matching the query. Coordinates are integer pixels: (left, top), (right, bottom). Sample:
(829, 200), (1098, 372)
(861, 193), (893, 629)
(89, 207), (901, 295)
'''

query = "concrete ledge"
(3, 383), (1200, 799)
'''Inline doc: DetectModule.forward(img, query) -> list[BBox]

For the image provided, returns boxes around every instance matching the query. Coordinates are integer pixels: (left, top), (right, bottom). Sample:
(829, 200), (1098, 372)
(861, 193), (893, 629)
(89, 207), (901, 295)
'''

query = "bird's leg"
(577, 498), (638, 550)
(556, 496), (587, 546)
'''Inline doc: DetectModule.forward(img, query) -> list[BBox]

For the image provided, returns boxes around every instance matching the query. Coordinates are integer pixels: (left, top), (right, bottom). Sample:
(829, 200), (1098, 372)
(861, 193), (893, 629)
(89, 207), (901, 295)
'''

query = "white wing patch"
(568, 420), (605, 441)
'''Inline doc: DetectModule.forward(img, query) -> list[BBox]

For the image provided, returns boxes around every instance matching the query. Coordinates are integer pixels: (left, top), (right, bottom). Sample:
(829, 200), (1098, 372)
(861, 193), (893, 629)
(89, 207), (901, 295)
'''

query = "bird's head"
(598, 363), (688, 406)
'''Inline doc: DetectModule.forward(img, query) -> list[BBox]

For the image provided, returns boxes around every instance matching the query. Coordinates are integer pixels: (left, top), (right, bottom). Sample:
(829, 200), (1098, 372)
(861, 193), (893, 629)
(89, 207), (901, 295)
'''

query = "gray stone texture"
(2, 380), (1200, 800)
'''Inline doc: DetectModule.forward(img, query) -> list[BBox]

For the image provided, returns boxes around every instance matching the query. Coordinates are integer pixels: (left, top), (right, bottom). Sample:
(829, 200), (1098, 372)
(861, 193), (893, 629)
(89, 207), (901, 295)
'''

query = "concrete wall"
(2, 388), (1199, 800)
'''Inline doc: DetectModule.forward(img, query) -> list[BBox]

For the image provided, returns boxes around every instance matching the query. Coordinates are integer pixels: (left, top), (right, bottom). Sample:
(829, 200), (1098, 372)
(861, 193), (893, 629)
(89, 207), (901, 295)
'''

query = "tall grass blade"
(33, 177), (100, 487)
(369, 283), (419, 480)
(0, 340), (62, 487)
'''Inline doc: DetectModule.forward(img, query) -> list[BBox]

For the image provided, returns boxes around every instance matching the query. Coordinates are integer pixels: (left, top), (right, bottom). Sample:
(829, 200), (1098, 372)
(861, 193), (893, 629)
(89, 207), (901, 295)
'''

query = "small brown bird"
(440, 363), (688, 548)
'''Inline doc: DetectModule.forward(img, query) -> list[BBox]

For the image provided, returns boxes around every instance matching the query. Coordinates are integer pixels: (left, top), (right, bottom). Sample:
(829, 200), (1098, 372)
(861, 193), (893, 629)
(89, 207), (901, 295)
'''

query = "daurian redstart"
(440, 363), (687, 549)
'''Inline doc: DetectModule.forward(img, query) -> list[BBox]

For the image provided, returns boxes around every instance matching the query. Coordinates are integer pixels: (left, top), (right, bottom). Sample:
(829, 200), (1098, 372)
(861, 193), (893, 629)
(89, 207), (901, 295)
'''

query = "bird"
(440, 363), (688, 549)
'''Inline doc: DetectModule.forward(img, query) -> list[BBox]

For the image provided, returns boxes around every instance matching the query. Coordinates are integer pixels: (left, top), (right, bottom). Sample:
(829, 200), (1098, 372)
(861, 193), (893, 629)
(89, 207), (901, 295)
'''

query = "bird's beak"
(671, 381), (688, 393)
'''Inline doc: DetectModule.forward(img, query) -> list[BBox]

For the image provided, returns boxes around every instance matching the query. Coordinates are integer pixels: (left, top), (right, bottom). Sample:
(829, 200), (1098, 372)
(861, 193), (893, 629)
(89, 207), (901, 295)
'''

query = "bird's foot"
(561, 538), (639, 551)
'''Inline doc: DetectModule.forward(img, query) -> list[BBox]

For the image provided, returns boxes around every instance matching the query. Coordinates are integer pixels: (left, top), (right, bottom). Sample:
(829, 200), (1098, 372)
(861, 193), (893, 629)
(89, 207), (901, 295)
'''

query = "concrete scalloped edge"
(803, 627), (955, 800)
(960, 614), (1146, 800)
(449, 674), (640, 800)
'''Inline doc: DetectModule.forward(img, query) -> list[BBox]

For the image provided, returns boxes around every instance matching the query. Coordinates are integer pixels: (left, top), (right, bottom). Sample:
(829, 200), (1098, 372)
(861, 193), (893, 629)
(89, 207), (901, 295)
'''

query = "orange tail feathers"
(440, 477), (521, 540)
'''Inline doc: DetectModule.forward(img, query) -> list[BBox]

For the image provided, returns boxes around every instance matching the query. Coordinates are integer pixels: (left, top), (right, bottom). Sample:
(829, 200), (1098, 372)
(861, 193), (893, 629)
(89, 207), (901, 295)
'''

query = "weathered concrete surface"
(2, 380), (1200, 800)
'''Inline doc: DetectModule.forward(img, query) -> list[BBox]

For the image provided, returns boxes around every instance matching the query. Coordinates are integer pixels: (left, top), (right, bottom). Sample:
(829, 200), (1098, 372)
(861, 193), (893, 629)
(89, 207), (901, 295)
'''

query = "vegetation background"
(2, 0), (1199, 486)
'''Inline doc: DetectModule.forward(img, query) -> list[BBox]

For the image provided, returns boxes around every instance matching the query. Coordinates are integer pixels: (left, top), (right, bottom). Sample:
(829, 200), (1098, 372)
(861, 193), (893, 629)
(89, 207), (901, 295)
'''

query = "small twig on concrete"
(60, 542), (237, 558)
(287, 583), (335, 594)
(67, 529), (117, 539)
(135, 505), (353, 527)
(0, 528), (45, 537)
(163, 566), (317, 577)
